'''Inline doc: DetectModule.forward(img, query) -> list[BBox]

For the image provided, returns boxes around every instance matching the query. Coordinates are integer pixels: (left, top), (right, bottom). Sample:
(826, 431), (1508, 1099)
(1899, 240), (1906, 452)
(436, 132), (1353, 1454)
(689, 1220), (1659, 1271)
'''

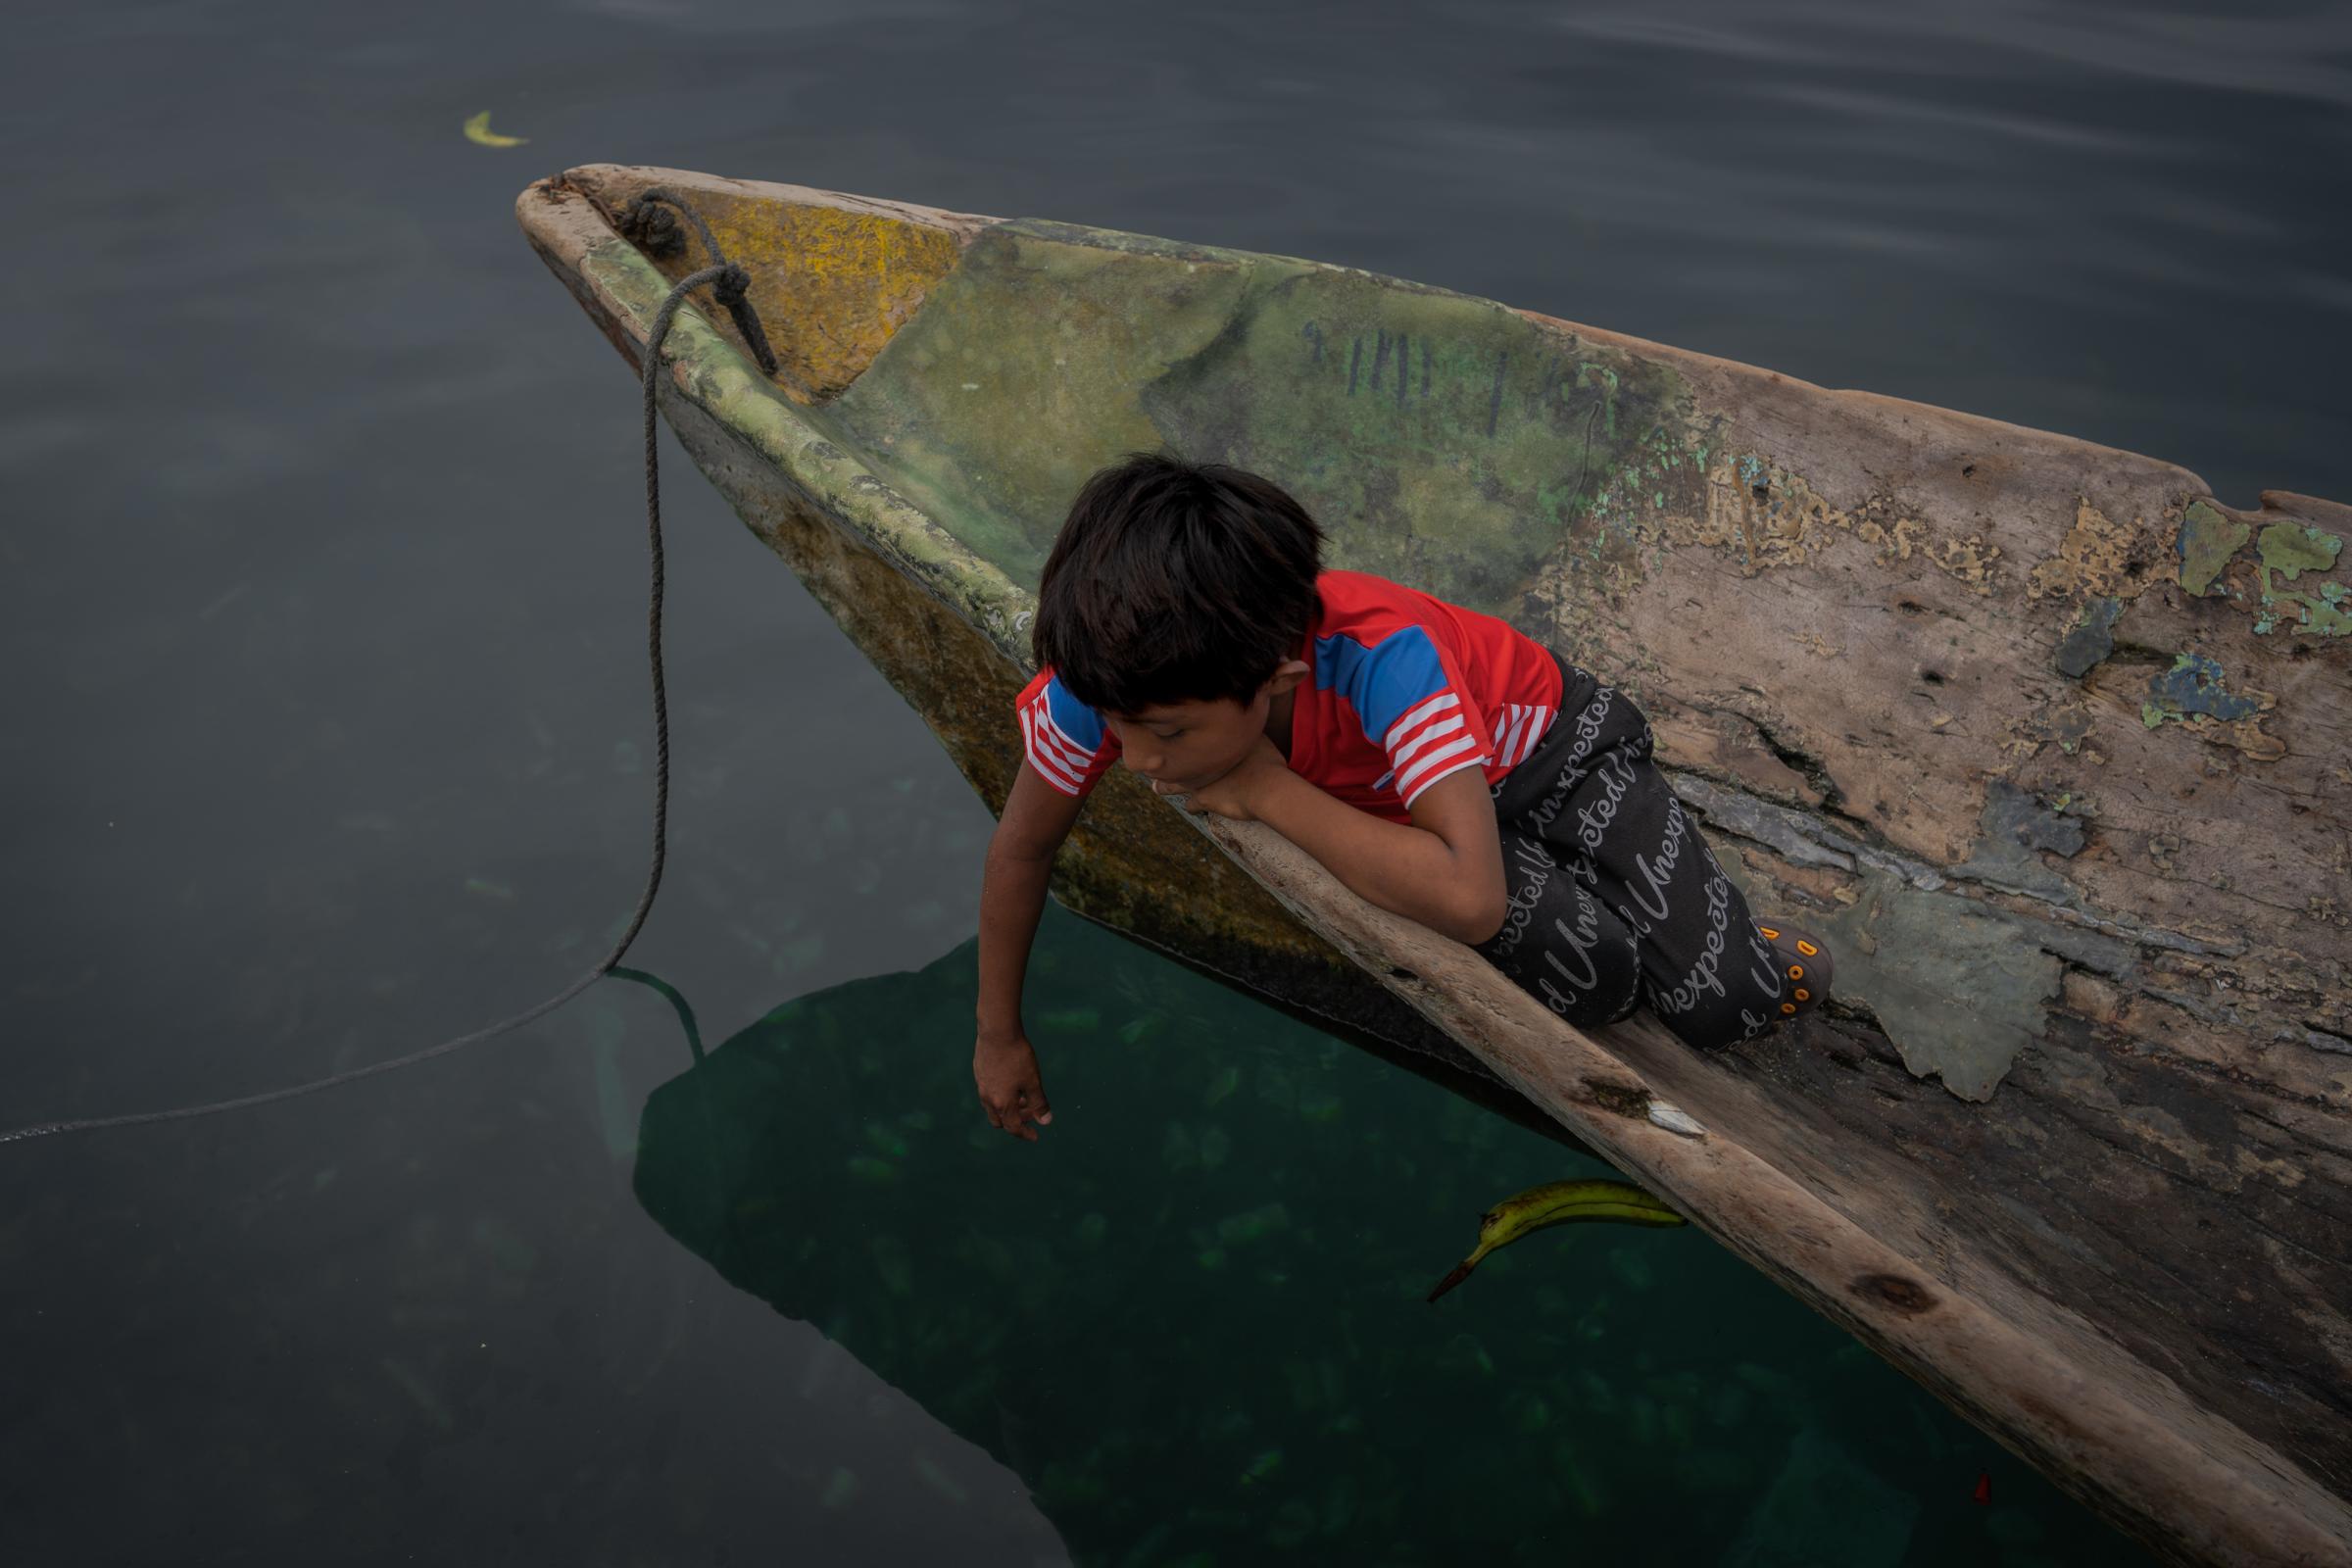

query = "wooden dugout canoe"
(517, 165), (2351, 1565)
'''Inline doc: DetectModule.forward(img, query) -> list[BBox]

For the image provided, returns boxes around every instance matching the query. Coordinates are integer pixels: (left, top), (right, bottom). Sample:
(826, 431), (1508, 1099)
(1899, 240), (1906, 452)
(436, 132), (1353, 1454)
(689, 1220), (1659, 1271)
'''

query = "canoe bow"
(518, 164), (2352, 1566)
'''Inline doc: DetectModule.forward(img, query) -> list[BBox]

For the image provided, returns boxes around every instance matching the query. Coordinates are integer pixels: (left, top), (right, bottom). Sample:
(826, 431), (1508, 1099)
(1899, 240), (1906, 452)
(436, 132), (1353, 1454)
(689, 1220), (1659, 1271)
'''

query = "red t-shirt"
(1014, 569), (1565, 824)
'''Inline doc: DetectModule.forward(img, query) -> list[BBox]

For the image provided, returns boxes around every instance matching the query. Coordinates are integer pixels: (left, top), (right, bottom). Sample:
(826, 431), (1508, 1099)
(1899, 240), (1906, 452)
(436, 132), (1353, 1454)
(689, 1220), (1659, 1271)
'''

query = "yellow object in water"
(463, 111), (526, 148)
(1427, 1178), (1686, 1301)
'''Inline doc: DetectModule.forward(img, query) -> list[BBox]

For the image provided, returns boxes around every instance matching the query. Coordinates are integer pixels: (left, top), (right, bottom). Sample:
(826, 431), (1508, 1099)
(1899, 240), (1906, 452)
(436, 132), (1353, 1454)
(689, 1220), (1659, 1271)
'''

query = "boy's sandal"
(1756, 921), (1833, 1021)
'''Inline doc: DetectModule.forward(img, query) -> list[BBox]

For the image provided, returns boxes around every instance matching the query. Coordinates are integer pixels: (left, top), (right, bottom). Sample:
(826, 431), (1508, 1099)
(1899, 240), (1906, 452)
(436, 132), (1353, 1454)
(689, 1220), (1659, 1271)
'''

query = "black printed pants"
(1473, 660), (1788, 1051)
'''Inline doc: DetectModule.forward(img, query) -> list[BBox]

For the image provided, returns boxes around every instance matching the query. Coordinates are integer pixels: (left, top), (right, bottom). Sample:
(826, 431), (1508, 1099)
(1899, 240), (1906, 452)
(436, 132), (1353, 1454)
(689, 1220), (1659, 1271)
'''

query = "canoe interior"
(521, 166), (2352, 1563)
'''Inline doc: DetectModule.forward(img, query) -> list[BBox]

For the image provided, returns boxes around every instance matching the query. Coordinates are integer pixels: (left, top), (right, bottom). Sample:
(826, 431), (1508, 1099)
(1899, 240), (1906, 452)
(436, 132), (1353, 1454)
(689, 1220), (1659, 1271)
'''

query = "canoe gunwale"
(516, 167), (2352, 1567)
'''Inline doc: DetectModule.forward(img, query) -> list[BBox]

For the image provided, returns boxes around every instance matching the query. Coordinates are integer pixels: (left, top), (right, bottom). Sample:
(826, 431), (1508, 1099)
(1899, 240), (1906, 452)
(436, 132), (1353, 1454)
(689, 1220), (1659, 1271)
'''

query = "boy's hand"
(974, 1030), (1053, 1142)
(1154, 734), (1290, 821)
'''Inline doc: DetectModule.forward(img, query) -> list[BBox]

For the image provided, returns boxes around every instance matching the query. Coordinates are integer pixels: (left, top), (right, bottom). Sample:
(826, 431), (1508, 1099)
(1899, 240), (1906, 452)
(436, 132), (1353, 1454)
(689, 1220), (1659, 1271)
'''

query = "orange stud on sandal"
(1758, 921), (1834, 1023)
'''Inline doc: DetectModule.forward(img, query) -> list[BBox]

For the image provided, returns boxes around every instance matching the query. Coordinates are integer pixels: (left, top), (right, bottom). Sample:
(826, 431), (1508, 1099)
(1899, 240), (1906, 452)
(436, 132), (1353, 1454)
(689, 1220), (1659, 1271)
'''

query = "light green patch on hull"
(2299, 582), (2352, 635)
(2252, 521), (2347, 638)
(1807, 869), (2062, 1102)
(2176, 499), (2249, 597)
(2257, 521), (2342, 583)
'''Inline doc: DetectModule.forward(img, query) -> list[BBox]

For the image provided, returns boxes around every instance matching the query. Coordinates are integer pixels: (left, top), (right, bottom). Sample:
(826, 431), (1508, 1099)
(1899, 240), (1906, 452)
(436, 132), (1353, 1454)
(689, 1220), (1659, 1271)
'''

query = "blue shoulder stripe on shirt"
(1314, 626), (1450, 745)
(1043, 672), (1108, 754)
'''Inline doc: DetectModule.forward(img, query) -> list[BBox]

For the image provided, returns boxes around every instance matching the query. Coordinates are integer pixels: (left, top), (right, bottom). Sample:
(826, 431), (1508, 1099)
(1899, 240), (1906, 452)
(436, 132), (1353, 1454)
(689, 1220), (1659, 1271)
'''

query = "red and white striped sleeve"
(1334, 624), (1496, 808)
(1382, 688), (1493, 806)
(1014, 668), (1121, 798)
(1487, 700), (1557, 770)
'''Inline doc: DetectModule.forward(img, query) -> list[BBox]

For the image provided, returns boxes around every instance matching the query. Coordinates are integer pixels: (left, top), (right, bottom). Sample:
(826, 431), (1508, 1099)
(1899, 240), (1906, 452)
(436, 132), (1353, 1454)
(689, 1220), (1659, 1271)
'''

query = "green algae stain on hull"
(812, 218), (1686, 609)
(2176, 499), (2248, 597)
(2172, 498), (2346, 638)
(2253, 521), (2349, 636)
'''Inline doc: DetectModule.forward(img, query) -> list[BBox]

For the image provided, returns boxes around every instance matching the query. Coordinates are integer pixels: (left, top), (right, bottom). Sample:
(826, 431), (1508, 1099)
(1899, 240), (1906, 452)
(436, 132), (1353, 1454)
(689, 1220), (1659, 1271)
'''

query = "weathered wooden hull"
(517, 165), (2351, 1566)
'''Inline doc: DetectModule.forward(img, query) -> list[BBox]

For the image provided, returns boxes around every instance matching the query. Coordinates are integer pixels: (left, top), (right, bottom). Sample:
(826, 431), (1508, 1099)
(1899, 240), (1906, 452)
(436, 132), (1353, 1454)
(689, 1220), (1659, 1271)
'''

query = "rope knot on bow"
(621, 189), (780, 377)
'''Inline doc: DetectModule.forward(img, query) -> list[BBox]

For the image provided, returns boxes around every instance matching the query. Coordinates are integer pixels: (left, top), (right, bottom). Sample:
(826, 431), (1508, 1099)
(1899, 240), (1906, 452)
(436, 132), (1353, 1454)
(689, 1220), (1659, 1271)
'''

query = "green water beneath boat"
(634, 905), (2141, 1566)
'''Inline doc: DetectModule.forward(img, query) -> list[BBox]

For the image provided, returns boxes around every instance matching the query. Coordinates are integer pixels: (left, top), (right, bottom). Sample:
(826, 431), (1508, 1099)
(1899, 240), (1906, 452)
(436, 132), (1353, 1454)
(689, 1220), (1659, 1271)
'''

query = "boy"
(973, 453), (1829, 1141)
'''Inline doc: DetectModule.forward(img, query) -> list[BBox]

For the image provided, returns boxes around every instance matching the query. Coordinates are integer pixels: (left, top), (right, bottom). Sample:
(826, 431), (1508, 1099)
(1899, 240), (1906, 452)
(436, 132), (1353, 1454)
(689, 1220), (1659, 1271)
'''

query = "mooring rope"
(0, 192), (753, 1145)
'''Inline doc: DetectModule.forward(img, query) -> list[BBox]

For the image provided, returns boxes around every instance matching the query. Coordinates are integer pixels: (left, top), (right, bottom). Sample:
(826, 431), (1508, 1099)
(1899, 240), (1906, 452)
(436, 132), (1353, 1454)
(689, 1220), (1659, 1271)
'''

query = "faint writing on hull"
(1297, 321), (1618, 448)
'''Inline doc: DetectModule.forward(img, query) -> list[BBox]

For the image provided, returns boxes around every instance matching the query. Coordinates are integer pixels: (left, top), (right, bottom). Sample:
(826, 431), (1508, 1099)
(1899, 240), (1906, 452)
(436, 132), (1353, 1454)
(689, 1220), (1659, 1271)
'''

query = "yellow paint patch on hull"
(562, 166), (975, 406)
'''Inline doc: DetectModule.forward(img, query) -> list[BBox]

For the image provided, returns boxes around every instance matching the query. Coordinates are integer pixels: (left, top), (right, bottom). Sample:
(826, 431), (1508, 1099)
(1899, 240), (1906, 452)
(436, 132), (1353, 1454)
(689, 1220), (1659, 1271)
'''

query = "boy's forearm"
(1245, 770), (1490, 941)
(976, 833), (1055, 1038)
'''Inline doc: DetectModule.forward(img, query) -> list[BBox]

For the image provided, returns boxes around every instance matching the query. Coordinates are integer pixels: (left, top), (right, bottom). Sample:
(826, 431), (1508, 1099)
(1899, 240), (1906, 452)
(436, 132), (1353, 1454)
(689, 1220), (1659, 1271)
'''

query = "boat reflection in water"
(628, 907), (2142, 1565)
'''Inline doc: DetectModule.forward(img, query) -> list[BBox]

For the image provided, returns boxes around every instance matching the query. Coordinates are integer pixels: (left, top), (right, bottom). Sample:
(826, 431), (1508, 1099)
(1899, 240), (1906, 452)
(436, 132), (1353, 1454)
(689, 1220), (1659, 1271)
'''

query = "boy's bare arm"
(1171, 740), (1506, 945)
(974, 761), (1086, 1141)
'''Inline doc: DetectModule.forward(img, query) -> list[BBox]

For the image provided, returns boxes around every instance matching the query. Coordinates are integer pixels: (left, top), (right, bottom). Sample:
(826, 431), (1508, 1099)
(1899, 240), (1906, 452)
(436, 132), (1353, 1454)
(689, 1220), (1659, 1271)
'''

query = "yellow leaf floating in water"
(1426, 1178), (1686, 1301)
(463, 111), (526, 148)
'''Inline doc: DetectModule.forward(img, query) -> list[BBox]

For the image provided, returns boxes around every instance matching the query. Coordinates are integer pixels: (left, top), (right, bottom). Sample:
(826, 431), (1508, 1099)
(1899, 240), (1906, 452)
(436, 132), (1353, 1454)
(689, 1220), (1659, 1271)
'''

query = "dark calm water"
(5, 2), (2346, 1562)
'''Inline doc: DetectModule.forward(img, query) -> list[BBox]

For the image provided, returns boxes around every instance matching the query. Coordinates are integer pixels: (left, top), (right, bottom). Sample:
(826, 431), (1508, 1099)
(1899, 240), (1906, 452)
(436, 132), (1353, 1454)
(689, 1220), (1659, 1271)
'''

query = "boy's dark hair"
(1033, 452), (1325, 714)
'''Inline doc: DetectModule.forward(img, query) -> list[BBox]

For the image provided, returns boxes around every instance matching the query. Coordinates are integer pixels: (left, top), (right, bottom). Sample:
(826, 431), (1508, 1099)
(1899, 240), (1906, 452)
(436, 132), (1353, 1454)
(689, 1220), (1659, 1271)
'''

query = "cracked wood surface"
(518, 166), (2351, 1565)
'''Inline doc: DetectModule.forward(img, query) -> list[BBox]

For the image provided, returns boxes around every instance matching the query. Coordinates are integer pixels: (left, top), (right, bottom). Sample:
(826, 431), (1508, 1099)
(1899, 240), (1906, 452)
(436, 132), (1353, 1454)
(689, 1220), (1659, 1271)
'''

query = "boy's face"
(1105, 661), (1309, 790)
